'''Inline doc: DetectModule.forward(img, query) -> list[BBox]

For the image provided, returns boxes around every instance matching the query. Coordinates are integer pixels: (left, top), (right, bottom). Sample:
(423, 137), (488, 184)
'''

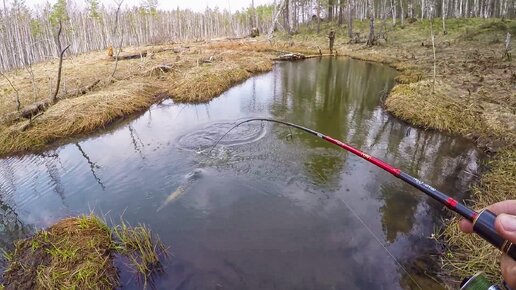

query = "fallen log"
(113, 52), (148, 61)
(273, 53), (307, 61)
(1, 79), (101, 124)
(273, 52), (334, 61)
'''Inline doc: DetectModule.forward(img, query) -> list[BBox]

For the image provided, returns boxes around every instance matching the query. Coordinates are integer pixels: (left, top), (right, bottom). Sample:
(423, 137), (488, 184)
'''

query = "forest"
(1, 0), (513, 70)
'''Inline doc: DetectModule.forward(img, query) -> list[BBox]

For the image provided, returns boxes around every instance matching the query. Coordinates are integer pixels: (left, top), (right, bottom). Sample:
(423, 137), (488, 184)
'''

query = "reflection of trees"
(75, 143), (106, 190)
(41, 151), (65, 201)
(0, 200), (32, 249)
(378, 125), (483, 242)
(0, 161), (32, 251)
(380, 183), (419, 243)
(267, 58), (482, 248)
(0, 199), (32, 250)
(269, 58), (397, 186)
(128, 125), (145, 158)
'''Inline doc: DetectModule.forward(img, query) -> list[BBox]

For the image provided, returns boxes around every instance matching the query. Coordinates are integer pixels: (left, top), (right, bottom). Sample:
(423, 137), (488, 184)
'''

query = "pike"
(211, 118), (516, 260)
(157, 169), (204, 211)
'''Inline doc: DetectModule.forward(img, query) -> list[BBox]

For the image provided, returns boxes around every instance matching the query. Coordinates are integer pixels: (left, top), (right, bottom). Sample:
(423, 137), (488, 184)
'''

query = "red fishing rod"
(211, 118), (516, 260)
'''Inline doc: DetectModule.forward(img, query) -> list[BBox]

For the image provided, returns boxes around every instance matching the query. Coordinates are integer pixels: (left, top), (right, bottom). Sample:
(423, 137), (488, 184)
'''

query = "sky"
(23, 0), (274, 12)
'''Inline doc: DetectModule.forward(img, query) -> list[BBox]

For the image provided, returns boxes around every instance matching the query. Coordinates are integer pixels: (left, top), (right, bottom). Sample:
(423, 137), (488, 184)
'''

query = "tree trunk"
(367, 0), (375, 45)
(430, 9), (437, 92)
(400, 0), (405, 26)
(339, 0), (344, 25)
(391, 0), (396, 25)
(317, 0), (321, 34)
(421, 0), (426, 19)
(442, 0), (447, 34)
(348, 0), (354, 38)
(51, 21), (71, 104)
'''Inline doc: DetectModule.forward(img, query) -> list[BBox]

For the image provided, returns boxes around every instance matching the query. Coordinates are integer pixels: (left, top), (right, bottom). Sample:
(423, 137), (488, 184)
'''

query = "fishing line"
(209, 118), (516, 263)
(311, 170), (423, 290)
(210, 118), (423, 288)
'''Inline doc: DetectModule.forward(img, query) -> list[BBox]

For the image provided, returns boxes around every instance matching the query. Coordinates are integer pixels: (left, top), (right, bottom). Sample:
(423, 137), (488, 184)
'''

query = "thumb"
(495, 214), (516, 242)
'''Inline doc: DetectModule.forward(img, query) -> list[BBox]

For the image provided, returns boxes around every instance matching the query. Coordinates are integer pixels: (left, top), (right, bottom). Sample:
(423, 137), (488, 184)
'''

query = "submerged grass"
(2, 214), (167, 290)
(112, 219), (168, 287)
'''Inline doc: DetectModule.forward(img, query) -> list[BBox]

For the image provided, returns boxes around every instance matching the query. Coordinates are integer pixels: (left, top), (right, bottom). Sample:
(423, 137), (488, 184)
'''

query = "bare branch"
(0, 71), (20, 111)
(51, 21), (71, 103)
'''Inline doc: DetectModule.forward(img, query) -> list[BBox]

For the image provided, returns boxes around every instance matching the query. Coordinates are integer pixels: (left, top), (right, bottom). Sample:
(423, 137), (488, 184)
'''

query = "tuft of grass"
(2, 214), (167, 290)
(112, 220), (168, 287)
(3, 214), (118, 289)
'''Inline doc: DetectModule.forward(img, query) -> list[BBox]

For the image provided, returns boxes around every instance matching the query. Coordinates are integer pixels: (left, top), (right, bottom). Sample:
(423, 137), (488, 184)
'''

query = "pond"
(0, 58), (485, 289)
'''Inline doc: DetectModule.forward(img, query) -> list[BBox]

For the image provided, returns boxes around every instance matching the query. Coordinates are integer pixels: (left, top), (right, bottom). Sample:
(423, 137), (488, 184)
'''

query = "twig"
(0, 71), (20, 111)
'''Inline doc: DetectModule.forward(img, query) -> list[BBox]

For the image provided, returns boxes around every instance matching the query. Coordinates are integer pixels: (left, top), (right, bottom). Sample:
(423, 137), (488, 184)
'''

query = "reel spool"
(460, 272), (512, 290)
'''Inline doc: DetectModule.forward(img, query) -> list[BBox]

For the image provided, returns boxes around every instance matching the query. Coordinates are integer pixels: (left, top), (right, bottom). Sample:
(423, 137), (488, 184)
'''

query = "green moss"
(2, 214), (167, 290)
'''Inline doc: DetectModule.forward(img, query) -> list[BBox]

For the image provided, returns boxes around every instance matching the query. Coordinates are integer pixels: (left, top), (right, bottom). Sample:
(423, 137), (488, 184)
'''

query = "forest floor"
(282, 18), (515, 287)
(0, 17), (514, 288)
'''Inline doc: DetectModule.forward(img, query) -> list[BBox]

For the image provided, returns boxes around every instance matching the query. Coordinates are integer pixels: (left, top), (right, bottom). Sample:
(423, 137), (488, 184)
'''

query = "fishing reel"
(460, 272), (513, 290)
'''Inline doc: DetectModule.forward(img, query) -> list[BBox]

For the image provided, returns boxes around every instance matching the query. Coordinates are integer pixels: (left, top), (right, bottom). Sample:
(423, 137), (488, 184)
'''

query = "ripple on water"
(176, 121), (267, 152)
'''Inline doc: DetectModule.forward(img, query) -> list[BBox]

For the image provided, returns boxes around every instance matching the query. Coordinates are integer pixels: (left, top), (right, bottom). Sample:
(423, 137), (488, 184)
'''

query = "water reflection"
(75, 143), (106, 191)
(0, 58), (484, 289)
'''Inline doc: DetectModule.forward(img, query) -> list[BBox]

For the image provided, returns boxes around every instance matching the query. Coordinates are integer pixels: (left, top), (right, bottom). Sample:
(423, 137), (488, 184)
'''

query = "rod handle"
(473, 209), (516, 260)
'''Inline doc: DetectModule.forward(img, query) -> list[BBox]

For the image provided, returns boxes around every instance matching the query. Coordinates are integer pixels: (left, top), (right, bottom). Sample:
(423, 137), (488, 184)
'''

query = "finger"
(501, 254), (516, 289)
(459, 218), (474, 233)
(486, 200), (516, 216)
(495, 214), (516, 242)
(458, 200), (516, 234)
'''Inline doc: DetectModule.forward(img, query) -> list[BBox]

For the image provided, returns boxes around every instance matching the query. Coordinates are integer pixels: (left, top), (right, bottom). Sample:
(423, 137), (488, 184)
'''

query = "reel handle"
(473, 209), (516, 260)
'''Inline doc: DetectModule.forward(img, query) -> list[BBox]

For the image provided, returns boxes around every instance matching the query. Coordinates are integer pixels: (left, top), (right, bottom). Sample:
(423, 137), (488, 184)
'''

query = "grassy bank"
(2, 214), (166, 289)
(281, 18), (515, 285)
(0, 43), (278, 157)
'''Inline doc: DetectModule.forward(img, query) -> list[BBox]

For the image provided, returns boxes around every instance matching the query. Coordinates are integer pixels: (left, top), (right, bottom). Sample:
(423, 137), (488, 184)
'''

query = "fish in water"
(157, 169), (204, 212)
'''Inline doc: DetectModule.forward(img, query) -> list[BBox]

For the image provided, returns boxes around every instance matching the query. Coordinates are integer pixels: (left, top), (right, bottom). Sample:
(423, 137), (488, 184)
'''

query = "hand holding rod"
(212, 118), (516, 260)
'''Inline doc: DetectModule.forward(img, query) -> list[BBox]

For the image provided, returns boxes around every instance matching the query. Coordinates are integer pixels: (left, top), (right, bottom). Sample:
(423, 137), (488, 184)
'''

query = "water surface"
(0, 58), (484, 289)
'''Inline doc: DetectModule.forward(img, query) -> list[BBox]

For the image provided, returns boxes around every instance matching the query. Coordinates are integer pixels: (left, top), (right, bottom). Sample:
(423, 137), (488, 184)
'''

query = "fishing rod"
(211, 118), (516, 261)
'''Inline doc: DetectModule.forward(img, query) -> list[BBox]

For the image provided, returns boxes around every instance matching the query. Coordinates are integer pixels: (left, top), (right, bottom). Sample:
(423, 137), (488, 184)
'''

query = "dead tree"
(442, 0), (447, 34)
(504, 32), (512, 61)
(51, 21), (70, 104)
(367, 0), (376, 46)
(430, 6), (437, 92)
(111, 0), (125, 78)
(317, 0), (321, 34)
(348, 0), (354, 39)
(268, 0), (287, 39)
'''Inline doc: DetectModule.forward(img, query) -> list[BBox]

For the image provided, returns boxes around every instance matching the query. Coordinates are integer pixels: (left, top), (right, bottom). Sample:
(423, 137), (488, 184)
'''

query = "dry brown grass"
(440, 150), (516, 284)
(171, 52), (272, 103)
(0, 81), (160, 156)
(385, 79), (483, 136)
(0, 41), (282, 157)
